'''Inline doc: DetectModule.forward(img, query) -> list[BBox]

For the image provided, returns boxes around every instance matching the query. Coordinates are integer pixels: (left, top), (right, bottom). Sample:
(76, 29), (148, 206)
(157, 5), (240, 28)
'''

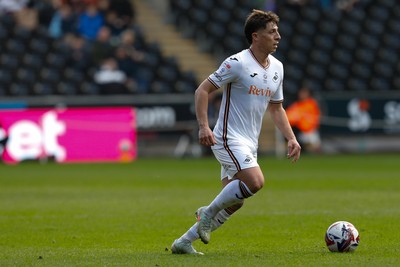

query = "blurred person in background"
(94, 57), (127, 94)
(90, 25), (115, 65)
(171, 9), (301, 255)
(64, 33), (92, 71)
(77, 0), (104, 40)
(102, 0), (135, 36)
(114, 29), (149, 93)
(48, 0), (77, 38)
(0, 0), (29, 14)
(286, 86), (321, 153)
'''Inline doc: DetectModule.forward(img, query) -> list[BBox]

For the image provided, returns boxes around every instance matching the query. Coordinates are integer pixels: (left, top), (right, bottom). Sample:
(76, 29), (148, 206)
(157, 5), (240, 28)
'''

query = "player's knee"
(252, 179), (264, 193)
(247, 175), (264, 193)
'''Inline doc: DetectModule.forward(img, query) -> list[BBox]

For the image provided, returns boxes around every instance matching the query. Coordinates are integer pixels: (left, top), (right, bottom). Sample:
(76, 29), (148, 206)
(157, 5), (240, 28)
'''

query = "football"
(325, 221), (360, 252)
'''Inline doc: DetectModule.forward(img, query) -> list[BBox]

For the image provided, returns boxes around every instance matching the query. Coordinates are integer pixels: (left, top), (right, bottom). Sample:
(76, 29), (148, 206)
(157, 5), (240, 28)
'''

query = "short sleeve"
(207, 56), (242, 89)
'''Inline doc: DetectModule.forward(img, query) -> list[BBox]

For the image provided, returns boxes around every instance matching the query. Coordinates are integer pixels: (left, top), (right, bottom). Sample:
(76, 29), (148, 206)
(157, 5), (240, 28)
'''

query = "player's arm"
(268, 102), (301, 162)
(195, 79), (218, 146)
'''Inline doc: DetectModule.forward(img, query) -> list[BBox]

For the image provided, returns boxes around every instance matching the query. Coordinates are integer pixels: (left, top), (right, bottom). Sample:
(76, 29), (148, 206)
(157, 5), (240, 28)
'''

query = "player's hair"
(244, 9), (280, 44)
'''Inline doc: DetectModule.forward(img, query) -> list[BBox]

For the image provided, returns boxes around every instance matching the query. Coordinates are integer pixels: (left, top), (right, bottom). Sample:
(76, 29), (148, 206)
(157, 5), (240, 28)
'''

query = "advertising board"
(0, 107), (136, 164)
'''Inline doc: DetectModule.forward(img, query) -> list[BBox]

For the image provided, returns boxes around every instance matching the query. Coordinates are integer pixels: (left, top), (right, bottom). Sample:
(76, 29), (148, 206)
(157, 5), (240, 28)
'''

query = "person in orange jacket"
(286, 87), (321, 152)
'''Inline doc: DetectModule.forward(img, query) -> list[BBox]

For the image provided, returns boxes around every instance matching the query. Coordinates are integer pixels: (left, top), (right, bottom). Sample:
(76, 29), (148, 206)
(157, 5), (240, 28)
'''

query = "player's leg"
(171, 178), (243, 254)
(197, 166), (264, 243)
(207, 177), (245, 229)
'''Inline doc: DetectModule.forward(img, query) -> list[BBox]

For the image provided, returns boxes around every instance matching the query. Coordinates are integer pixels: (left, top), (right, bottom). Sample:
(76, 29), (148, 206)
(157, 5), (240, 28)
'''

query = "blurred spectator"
(94, 57), (128, 94)
(5, 0), (38, 30)
(0, 0), (29, 14)
(286, 87), (321, 153)
(64, 33), (92, 71)
(104, 0), (135, 36)
(287, 0), (309, 6)
(90, 26), (115, 66)
(77, 2), (104, 40)
(34, 0), (55, 26)
(336, 0), (360, 12)
(68, 0), (86, 14)
(319, 0), (332, 9)
(48, 2), (77, 38)
(115, 29), (149, 93)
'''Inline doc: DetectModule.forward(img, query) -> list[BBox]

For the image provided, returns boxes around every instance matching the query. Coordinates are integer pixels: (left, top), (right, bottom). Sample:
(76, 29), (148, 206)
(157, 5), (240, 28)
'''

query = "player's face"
(255, 22), (281, 53)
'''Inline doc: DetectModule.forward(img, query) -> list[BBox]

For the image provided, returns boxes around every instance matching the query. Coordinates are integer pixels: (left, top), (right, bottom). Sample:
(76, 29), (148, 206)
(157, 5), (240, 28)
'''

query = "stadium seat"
(32, 82), (54, 95)
(370, 78), (391, 91)
(16, 68), (37, 85)
(336, 34), (357, 50)
(29, 38), (50, 55)
(9, 83), (30, 96)
(341, 19), (362, 35)
(40, 68), (61, 85)
(325, 78), (345, 91)
(306, 64), (327, 81)
(63, 68), (85, 84)
(346, 78), (368, 92)
(295, 20), (317, 37)
(0, 70), (12, 91)
(328, 64), (349, 80)
(56, 82), (78, 95)
(13, 26), (32, 42)
(150, 80), (172, 94)
(193, 0), (213, 10)
(369, 5), (390, 22)
(0, 24), (8, 42)
(46, 53), (67, 69)
(22, 54), (43, 69)
(377, 48), (397, 65)
(351, 63), (371, 79)
(332, 49), (353, 65)
(300, 6), (320, 22)
(314, 35), (334, 51)
(80, 82), (100, 95)
(216, 0), (236, 10)
(0, 54), (19, 71)
(310, 49), (330, 65)
(374, 62), (394, 78)
(5, 39), (26, 55)
(211, 9), (231, 24)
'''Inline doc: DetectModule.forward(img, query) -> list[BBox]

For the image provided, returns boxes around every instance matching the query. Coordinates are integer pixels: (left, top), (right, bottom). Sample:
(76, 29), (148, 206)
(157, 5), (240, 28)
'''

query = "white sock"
(205, 179), (253, 218)
(180, 222), (199, 243)
(179, 209), (232, 242)
(211, 208), (231, 230)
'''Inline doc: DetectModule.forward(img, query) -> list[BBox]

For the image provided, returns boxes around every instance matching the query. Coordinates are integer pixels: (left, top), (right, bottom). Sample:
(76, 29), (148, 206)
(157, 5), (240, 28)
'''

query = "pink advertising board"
(0, 107), (136, 164)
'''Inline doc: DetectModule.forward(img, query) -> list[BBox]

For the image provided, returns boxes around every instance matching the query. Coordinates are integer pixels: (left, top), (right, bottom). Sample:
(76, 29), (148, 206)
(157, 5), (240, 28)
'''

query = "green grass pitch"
(0, 153), (399, 266)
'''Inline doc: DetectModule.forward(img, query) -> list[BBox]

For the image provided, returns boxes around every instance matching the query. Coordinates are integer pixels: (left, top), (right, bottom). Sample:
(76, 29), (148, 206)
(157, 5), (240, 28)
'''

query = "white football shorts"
(211, 144), (259, 180)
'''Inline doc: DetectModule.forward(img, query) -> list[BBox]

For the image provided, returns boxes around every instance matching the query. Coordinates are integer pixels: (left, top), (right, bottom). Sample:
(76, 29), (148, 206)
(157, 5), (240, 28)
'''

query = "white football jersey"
(208, 49), (284, 150)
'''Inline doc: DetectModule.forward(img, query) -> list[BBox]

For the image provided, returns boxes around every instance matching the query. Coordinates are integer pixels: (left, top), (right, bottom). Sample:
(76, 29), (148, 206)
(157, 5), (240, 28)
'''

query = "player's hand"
(287, 139), (301, 163)
(198, 127), (217, 146)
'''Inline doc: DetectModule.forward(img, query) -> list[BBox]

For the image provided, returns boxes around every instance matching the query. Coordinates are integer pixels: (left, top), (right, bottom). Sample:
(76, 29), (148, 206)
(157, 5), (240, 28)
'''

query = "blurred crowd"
(0, 0), (151, 94)
(257, 0), (361, 12)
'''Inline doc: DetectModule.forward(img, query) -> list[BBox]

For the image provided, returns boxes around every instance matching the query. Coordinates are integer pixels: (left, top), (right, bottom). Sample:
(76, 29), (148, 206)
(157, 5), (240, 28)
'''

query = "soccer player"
(171, 9), (301, 255)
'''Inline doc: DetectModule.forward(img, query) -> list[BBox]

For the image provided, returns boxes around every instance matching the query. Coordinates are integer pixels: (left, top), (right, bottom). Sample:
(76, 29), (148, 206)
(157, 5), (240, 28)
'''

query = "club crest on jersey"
(273, 72), (279, 83)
